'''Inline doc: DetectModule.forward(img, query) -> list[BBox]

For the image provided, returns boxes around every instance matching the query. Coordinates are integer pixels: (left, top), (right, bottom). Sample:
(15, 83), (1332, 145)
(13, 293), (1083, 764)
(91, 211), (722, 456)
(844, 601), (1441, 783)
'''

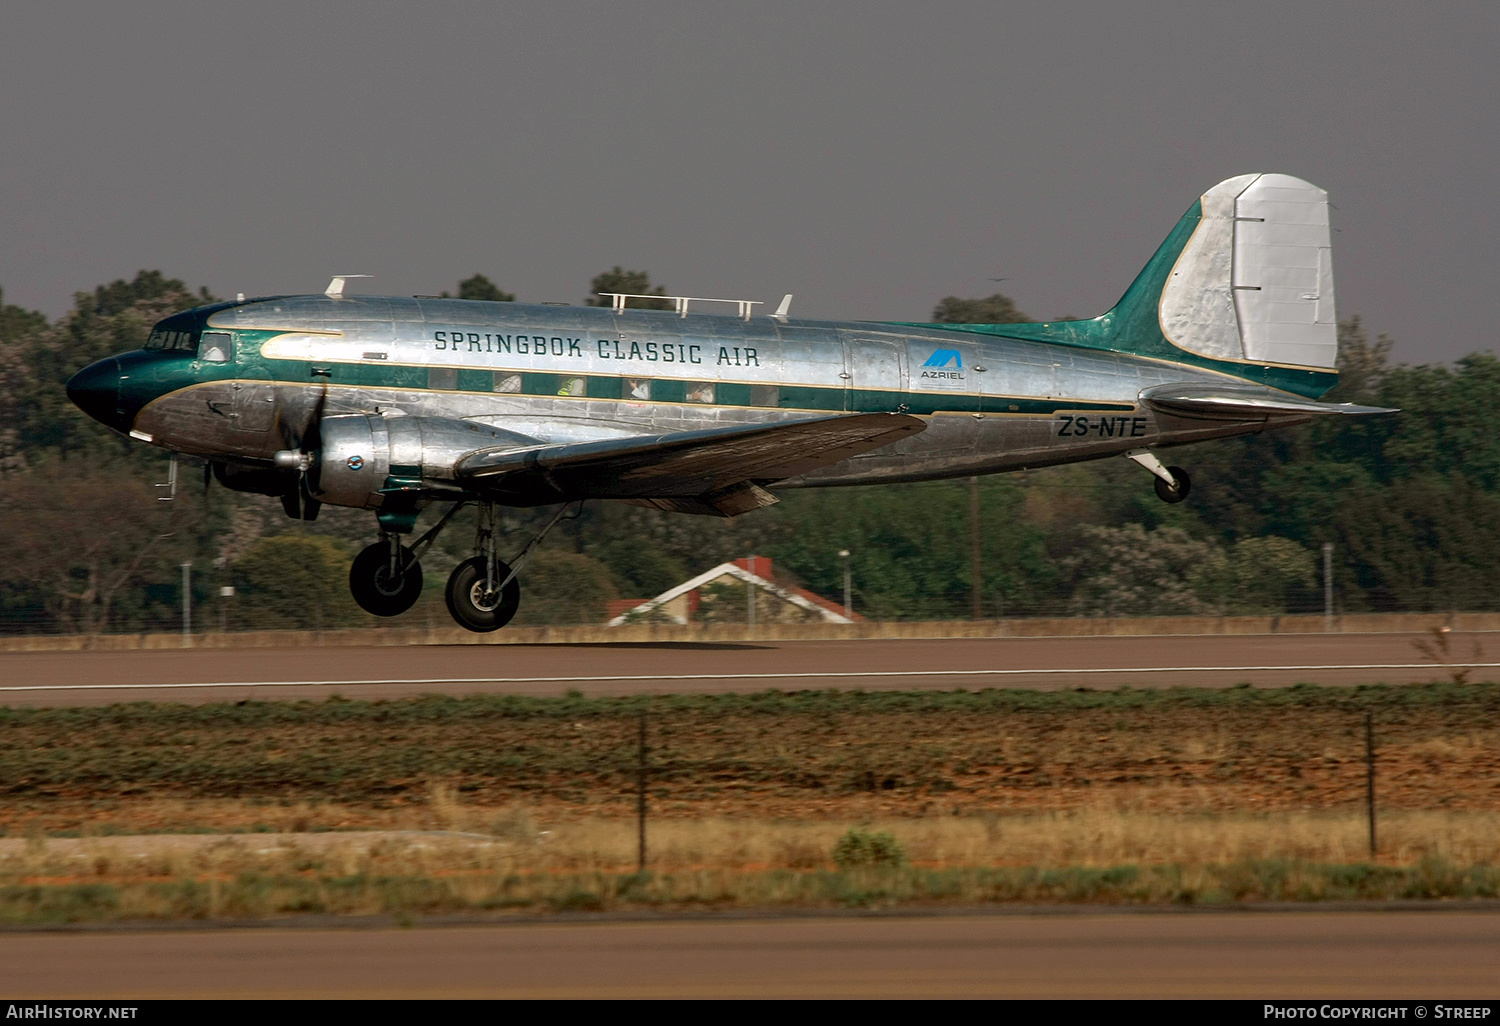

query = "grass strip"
(2, 859), (1498, 925)
(4, 680), (1500, 728)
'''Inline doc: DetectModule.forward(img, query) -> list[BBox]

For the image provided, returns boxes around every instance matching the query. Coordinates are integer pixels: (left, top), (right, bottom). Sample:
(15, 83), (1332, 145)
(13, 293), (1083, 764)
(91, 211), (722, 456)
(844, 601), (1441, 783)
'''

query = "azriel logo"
(923, 349), (963, 369)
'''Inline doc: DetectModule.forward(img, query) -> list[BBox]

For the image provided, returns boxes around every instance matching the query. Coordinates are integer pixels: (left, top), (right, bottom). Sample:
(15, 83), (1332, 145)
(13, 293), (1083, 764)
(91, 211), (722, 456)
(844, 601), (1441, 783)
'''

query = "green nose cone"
(66, 357), (122, 431)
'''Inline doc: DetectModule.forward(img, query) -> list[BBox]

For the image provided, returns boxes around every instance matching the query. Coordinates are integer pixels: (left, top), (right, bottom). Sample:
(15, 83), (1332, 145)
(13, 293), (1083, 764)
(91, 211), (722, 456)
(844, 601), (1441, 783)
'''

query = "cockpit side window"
(199, 331), (233, 363)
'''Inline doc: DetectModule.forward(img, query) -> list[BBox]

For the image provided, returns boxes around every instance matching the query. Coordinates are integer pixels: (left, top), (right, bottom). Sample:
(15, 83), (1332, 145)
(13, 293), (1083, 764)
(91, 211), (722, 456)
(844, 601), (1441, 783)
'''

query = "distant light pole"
(970, 475), (982, 620)
(214, 556), (231, 634)
(746, 558), (756, 629)
(1322, 542), (1334, 633)
(839, 549), (852, 620)
(181, 561), (192, 641)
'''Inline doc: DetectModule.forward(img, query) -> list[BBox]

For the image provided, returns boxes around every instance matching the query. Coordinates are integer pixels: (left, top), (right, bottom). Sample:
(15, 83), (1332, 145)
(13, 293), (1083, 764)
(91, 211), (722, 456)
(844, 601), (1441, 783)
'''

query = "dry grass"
(2, 687), (1498, 921)
(3, 817), (1500, 924)
(4, 807), (1498, 881)
(2, 797), (1498, 922)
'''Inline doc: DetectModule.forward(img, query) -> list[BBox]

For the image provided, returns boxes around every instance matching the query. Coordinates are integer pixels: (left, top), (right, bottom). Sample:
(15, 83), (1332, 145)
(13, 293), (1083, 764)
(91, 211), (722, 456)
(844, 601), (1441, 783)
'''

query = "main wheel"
(1154, 466), (1191, 504)
(349, 542), (423, 616)
(445, 556), (521, 632)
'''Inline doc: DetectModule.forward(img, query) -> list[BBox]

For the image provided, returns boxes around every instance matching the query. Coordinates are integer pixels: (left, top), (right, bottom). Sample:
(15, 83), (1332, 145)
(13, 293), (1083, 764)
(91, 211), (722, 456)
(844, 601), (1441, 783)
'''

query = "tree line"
(0, 269), (1493, 633)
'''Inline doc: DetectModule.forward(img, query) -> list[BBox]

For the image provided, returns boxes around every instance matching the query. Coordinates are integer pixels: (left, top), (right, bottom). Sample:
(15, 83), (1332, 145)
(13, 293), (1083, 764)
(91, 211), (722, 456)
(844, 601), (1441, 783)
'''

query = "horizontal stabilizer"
(1141, 382), (1396, 419)
(456, 413), (925, 509)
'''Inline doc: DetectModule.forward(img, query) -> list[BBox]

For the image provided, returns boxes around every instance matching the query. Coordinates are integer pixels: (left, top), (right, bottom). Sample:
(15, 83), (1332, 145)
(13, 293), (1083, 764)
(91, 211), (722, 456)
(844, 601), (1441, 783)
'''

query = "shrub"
(832, 828), (906, 869)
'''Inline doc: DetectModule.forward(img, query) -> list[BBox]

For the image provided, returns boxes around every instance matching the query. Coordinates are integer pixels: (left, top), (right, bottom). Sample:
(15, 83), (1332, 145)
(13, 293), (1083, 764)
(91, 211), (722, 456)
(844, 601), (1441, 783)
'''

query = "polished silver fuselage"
(130, 295), (1289, 504)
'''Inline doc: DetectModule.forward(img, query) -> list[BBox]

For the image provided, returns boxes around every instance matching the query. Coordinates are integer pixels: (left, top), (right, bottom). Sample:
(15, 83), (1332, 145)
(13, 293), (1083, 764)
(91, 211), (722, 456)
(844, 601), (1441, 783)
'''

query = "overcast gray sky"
(2, 1), (1495, 364)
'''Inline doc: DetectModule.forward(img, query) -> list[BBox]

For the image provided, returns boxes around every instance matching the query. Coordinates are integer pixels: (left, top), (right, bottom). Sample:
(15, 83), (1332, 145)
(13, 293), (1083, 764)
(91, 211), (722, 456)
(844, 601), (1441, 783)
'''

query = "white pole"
(746, 556), (756, 628)
(839, 549), (852, 620)
(181, 561), (192, 639)
(1322, 542), (1334, 633)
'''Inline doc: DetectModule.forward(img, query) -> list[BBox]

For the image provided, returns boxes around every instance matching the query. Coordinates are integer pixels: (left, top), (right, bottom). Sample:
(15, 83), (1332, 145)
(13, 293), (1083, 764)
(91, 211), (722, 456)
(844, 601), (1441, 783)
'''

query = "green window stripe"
(263, 359), (1134, 416)
(716, 382), (752, 407)
(456, 368), (493, 392)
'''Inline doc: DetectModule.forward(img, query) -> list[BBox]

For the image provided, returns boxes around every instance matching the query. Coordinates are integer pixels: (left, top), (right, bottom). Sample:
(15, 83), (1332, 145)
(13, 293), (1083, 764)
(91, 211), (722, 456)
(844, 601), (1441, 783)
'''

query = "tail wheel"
(445, 556), (521, 633)
(1154, 466), (1191, 504)
(349, 542), (423, 616)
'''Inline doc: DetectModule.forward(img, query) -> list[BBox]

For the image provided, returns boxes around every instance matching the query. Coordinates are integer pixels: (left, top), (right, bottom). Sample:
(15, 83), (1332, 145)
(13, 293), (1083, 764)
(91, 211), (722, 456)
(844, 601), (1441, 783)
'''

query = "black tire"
(445, 556), (521, 633)
(1154, 466), (1191, 504)
(349, 542), (423, 616)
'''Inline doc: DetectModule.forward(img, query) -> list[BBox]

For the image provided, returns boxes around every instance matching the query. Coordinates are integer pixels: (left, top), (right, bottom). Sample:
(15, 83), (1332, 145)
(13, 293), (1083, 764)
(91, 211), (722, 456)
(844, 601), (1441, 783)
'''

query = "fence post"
(1365, 710), (1377, 858)
(637, 711), (648, 873)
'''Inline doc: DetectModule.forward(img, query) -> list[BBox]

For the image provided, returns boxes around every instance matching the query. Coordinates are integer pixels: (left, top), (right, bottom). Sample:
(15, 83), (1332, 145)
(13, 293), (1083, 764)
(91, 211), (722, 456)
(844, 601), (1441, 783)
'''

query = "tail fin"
(910, 173), (1341, 398)
(1155, 173), (1336, 369)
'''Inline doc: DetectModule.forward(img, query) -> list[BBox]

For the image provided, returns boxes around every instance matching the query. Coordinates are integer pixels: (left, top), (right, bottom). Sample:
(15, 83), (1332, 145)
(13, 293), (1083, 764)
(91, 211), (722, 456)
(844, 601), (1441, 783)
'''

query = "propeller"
(271, 368), (330, 521)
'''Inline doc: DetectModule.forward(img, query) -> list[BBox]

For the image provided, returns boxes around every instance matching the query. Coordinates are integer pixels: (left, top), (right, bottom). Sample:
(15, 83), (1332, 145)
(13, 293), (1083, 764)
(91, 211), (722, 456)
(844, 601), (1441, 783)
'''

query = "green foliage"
(0, 286), (47, 344)
(930, 292), (1030, 324)
(832, 828), (906, 868)
(0, 289), (50, 472)
(233, 534), (363, 630)
(695, 580), (750, 623)
(1066, 527), (1316, 617)
(763, 477), (1052, 619)
(444, 274), (514, 303)
(585, 267), (671, 310)
(512, 550), (618, 626)
(6, 260), (1500, 629)
(2, 271), (215, 467)
(1067, 524), (1219, 617)
(1221, 536), (1317, 615)
(589, 535), (691, 600)
(0, 462), (212, 633)
(1332, 474), (1500, 612)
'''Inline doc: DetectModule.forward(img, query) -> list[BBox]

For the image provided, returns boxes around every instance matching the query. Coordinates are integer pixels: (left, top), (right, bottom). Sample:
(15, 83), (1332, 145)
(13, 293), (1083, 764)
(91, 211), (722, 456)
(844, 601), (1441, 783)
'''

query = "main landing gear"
(347, 500), (579, 632)
(1125, 448), (1191, 504)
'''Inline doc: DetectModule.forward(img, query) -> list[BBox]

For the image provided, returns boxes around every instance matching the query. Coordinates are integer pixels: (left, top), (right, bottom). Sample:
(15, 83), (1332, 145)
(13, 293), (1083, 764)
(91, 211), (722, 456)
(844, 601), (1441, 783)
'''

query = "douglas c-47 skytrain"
(67, 174), (1393, 631)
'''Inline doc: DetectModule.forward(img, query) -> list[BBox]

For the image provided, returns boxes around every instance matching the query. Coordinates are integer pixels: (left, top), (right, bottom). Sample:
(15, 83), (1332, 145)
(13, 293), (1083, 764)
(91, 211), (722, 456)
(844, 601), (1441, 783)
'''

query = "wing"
(455, 412), (926, 516)
(1141, 382), (1397, 419)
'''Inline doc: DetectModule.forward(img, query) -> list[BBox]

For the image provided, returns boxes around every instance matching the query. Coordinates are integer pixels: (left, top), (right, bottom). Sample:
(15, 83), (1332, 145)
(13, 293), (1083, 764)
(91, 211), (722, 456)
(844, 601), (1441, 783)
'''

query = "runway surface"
(0, 632), (1485, 707)
(3, 911), (1497, 998)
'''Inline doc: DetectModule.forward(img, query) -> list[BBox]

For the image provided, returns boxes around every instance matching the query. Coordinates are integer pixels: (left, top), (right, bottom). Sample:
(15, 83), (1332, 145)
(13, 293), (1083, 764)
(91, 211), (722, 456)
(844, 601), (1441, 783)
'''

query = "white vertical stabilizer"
(1158, 173), (1337, 369)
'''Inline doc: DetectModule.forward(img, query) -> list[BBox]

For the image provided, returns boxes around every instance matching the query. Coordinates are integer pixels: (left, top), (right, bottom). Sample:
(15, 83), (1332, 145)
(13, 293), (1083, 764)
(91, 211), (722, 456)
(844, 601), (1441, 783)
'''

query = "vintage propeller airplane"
(67, 173), (1391, 631)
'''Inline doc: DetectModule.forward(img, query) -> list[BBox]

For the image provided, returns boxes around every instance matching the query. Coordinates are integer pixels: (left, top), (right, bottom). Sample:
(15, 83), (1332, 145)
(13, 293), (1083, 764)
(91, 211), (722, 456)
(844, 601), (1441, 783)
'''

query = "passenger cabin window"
(199, 332), (233, 363)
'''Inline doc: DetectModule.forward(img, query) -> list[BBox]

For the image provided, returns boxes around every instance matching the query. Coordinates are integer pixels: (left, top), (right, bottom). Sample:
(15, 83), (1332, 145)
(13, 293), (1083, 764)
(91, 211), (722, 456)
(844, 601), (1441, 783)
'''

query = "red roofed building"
(607, 555), (861, 626)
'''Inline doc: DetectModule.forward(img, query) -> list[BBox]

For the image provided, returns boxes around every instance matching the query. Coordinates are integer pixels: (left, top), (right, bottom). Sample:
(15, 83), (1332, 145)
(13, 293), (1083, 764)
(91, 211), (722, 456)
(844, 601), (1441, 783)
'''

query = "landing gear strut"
(444, 501), (579, 633)
(1126, 449), (1191, 504)
(347, 499), (582, 630)
(348, 501), (468, 617)
(445, 502), (519, 632)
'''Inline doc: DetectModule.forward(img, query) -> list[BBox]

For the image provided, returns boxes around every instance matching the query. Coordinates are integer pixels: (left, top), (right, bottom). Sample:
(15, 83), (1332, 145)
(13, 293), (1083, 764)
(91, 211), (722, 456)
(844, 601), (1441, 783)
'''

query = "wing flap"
(1141, 382), (1396, 419)
(455, 413), (925, 504)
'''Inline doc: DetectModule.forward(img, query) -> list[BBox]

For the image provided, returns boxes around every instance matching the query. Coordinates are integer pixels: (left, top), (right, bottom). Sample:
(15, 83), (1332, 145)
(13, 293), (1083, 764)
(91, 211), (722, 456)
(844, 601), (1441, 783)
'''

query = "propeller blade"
(300, 377), (330, 497)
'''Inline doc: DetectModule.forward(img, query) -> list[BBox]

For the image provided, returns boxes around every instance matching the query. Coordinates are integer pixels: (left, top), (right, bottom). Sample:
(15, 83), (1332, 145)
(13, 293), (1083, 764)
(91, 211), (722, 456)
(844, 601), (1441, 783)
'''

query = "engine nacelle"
(311, 414), (534, 510)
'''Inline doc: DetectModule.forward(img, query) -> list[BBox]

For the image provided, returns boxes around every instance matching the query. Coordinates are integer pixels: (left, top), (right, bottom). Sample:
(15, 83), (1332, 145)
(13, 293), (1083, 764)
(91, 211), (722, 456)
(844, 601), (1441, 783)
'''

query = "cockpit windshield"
(144, 328), (199, 353)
